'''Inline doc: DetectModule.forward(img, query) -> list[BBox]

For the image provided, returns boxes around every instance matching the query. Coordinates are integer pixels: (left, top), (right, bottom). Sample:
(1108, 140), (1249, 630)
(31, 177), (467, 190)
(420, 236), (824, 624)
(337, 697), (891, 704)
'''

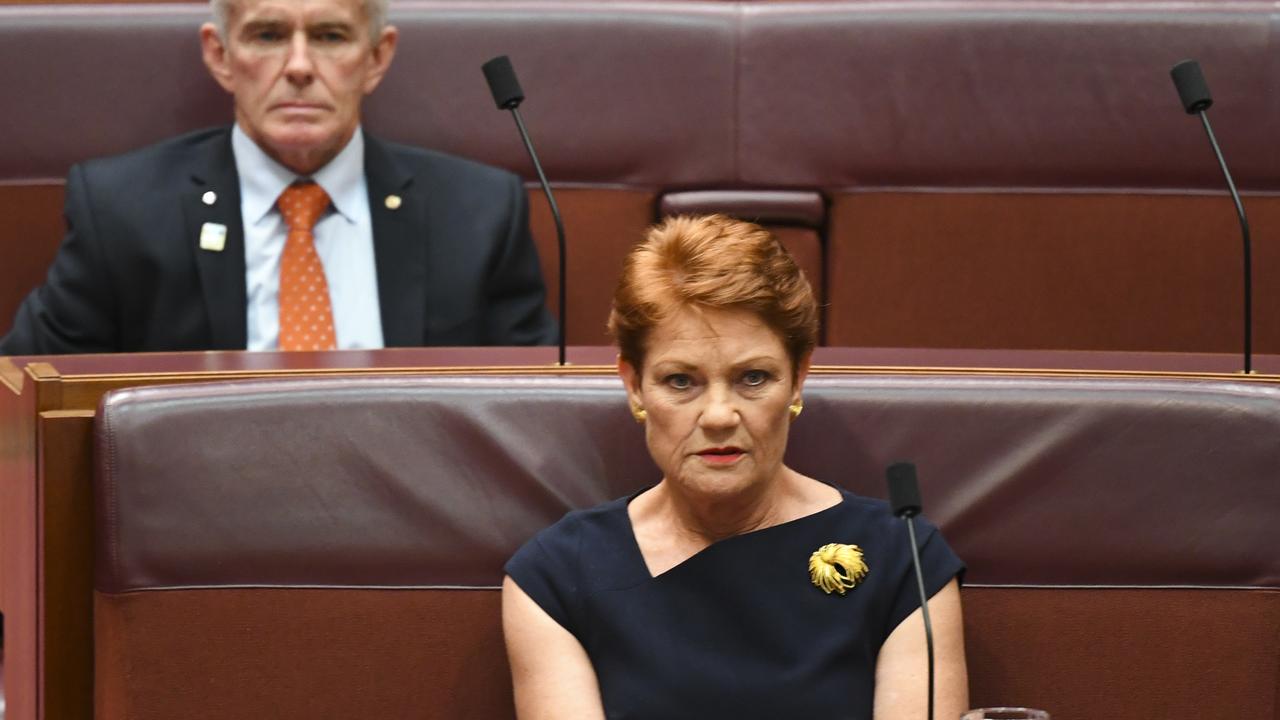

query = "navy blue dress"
(505, 486), (964, 720)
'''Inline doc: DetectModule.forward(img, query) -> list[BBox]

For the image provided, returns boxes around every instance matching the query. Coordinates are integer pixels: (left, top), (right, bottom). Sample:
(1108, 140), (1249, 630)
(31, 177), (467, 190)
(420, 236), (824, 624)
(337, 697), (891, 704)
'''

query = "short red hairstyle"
(608, 214), (819, 373)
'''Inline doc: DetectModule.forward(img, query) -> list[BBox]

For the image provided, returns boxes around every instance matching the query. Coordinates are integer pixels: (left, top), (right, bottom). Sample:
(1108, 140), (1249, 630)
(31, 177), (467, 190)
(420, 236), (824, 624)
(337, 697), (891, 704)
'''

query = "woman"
(503, 214), (967, 719)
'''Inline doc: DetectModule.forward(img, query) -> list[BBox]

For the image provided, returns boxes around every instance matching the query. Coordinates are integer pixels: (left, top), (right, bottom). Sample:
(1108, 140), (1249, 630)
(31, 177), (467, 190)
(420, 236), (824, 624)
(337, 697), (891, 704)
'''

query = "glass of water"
(961, 709), (1050, 720)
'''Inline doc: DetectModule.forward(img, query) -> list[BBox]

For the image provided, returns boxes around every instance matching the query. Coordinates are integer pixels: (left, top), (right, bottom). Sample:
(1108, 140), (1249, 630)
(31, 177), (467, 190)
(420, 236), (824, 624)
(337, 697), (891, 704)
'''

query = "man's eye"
(251, 29), (284, 42)
(665, 374), (693, 390)
(313, 30), (347, 43)
(742, 370), (770, 387)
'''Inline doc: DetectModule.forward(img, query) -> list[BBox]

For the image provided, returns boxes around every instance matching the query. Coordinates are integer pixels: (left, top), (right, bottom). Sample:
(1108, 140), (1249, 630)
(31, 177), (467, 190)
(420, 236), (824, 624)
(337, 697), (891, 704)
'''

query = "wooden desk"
(2, 347), (1277, 720)
(0, 348), (573, 720)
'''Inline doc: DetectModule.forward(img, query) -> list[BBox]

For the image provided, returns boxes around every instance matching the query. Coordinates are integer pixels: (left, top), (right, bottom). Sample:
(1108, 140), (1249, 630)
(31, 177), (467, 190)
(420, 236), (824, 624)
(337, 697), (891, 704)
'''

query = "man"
(0, 0), (556, 355)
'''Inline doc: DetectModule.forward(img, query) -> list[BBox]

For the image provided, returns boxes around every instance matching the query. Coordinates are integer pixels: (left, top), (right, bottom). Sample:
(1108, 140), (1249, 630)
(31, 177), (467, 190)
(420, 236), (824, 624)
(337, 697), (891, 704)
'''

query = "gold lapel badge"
(809, 543), (868, 595)
(385, 194), (402, 210)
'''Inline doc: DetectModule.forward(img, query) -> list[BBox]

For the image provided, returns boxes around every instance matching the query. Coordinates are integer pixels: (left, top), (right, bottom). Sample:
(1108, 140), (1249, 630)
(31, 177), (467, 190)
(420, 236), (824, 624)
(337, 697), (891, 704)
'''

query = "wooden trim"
(13, 361), (1280, 416)
(37, 411), (95, 720)
(0, 356), (22, 394)
(1, 361), (39, 720)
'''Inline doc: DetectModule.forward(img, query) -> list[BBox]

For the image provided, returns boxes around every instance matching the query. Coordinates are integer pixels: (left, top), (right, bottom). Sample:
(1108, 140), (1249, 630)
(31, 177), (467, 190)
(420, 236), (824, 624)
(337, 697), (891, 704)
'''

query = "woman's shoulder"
(507, 492), (646, 583)
(526, 494), (634, 554)
(505, 492), (647, 621)
(831, 486), (897, 523)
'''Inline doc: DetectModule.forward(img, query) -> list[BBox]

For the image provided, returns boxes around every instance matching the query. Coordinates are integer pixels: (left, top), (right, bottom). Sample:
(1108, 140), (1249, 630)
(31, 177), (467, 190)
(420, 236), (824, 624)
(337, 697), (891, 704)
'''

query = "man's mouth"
(273, 101), (327, 112)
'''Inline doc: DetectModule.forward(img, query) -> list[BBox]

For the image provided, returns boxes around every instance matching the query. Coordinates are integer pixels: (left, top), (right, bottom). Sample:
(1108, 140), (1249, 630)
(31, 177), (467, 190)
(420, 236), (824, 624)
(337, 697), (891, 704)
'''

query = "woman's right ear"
(616, 356), (642, 407)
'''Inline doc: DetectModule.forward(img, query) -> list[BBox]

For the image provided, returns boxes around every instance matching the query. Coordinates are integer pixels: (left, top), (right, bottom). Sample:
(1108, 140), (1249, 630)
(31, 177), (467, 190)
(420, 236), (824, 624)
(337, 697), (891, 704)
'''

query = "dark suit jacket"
(0, 127), (557, 355)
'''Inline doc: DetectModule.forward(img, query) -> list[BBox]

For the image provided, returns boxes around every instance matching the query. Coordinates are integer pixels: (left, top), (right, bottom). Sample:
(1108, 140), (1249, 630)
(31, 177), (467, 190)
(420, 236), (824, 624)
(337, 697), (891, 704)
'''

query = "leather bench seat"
(93, 373), (1280, 718)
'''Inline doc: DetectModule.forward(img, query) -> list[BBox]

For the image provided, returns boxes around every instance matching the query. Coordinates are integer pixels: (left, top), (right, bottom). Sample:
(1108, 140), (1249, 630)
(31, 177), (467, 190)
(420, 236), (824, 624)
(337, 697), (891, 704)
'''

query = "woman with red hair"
(504, 214), (967, 719)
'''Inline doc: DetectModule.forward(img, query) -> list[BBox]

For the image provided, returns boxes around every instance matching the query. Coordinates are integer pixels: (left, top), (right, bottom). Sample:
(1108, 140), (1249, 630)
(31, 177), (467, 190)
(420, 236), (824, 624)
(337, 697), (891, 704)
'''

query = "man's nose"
(283, 32), (315, 83)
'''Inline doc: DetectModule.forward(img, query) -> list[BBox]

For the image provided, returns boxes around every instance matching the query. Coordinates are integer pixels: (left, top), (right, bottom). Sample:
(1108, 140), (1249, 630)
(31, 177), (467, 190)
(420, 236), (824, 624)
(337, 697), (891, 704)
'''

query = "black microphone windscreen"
(1171, 59), (1213, 114)
(886, 462), (923, 518)
(482, 55), (525, 110)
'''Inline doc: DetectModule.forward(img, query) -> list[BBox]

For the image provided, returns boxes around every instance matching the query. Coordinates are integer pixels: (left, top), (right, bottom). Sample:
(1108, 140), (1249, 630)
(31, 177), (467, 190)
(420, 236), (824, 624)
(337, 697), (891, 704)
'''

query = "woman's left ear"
(788, 353), (811, 421)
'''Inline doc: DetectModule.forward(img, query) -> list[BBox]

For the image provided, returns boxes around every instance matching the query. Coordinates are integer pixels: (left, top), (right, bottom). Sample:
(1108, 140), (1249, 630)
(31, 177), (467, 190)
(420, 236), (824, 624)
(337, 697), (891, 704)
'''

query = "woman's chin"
(671, 465), (764, 500)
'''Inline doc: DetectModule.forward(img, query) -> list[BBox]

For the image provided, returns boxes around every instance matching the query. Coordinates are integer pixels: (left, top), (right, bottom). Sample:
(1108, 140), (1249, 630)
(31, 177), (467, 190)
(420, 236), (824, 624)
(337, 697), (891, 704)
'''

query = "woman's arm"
(872, 578), (969, 720)
(502, 575), (608, 720)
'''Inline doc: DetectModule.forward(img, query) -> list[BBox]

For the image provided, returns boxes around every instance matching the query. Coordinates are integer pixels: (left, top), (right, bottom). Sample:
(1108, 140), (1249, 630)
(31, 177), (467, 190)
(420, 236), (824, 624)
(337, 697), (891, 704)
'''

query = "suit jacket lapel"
(186, 131), (248, 350)
(365, 132), (425, 347)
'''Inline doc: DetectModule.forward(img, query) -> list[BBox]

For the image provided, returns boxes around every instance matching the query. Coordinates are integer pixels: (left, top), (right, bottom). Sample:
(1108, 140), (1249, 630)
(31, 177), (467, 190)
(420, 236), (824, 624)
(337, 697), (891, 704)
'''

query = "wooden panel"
(0, 367), (40, 720)
(38, 411), (95, 720)
(827, 192), (1280, 354)
(769, 225), (824, 336)
(0, 183), (65, 340)
(527, 187), (656, 347)
(95, 589), (510, 719)
(529, 190), (825, 347)
(963, 587), (1280, 720)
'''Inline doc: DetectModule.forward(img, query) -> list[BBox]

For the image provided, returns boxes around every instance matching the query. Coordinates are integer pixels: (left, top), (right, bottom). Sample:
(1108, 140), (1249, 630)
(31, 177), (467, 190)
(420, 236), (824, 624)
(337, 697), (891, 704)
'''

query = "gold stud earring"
(631, 405), (647, 424)
(788, 400), (804, 421)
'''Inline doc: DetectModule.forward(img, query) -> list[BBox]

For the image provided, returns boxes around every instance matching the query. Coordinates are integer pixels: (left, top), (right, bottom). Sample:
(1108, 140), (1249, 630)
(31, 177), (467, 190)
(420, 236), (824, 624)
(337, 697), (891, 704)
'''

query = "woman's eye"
(741, 370), (770, 387)
(665, 374), (693, 390)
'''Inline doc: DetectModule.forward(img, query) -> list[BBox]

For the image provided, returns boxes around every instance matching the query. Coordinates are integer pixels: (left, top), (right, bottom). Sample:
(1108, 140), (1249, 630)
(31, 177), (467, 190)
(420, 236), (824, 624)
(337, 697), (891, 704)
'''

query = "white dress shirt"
(232, 124), (385, 351)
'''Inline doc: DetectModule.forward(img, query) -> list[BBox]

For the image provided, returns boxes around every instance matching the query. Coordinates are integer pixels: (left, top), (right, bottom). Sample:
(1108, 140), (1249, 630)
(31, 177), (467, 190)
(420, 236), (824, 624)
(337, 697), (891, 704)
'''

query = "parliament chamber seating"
(92, 373), (1279, 719)
(2, 0), (1279, 717)
(1, 0), (1278, 350)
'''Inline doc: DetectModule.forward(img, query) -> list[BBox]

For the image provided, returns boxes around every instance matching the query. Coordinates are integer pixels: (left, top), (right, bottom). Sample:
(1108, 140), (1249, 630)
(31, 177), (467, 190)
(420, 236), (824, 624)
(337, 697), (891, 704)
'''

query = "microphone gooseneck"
(1170, 59), (1253, 374)
(885, 462), (935, 720)
(482, 55), (568, 366)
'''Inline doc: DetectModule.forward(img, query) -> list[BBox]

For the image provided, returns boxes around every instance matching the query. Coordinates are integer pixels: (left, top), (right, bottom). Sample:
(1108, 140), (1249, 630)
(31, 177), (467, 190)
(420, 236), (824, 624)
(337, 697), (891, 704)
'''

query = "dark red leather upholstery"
(736, 2), (1280, 191)
(5, 2), (1276, 190)
(92, 372), (1280, 718)
(95, 374), (1280, 590)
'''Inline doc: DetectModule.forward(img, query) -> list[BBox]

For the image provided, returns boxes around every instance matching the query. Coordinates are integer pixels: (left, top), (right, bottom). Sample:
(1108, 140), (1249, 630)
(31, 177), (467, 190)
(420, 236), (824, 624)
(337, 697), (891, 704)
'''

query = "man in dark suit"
(0, 0), (556, 355)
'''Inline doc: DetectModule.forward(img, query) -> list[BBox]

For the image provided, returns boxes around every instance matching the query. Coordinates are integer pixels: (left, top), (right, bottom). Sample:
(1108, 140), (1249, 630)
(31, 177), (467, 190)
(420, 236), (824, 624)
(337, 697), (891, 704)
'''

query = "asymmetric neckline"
(620, 485), (850, 580)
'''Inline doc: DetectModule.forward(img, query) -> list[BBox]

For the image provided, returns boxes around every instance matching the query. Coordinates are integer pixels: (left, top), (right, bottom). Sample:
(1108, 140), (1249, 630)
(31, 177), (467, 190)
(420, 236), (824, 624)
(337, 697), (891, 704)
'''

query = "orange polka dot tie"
(277, 182), (336, 351)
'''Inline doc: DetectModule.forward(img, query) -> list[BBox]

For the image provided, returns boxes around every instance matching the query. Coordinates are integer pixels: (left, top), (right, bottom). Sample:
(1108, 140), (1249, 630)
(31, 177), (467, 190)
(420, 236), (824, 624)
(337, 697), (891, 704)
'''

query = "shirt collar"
(231, 124), (365, 226)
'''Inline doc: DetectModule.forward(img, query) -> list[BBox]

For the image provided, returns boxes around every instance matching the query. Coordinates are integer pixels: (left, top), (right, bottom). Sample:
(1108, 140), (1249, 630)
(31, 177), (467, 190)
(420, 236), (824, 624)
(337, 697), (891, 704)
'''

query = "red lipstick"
(697, 446), (745, 464)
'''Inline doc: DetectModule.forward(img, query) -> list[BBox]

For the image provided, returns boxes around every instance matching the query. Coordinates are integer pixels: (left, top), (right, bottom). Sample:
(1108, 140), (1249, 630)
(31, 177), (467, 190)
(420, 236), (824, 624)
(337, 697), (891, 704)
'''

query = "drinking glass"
(961, 709), (1049, 720)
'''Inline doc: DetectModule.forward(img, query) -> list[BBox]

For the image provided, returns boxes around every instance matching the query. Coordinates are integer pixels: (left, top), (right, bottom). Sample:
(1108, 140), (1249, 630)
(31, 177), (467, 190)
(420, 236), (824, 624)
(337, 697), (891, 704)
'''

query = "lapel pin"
(202, 191), (217, 206)
(199, 222), (228, 252)
(384, 194), (402, 210)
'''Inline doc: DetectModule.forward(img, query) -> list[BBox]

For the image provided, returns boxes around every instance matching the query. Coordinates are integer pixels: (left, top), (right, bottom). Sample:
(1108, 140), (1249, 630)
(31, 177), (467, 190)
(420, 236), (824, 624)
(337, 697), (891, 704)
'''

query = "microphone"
(886, 462), (935, 720)
(482, 55), (568, 366)
(1169, 59), (1253, 374)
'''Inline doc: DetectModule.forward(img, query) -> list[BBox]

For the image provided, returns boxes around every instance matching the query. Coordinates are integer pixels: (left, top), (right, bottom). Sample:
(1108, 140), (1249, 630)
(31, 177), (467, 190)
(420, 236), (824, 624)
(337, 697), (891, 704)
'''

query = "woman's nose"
(698, 385), (739, 429)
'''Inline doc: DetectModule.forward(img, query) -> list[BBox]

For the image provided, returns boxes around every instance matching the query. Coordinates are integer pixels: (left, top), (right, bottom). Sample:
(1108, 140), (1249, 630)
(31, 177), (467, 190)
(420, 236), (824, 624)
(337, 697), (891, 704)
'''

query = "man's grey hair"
(210, 0), (389, 42)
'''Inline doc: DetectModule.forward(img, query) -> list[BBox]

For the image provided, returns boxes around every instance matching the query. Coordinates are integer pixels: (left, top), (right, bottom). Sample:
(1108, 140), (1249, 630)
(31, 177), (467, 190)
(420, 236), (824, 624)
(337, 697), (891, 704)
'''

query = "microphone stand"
(903, 511), (935, 720)
(483, 55), (568, 367)
(1171, 59), (1253, 374)
(886, 462), (935, 720)
(1193, 109), (1252, 374)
